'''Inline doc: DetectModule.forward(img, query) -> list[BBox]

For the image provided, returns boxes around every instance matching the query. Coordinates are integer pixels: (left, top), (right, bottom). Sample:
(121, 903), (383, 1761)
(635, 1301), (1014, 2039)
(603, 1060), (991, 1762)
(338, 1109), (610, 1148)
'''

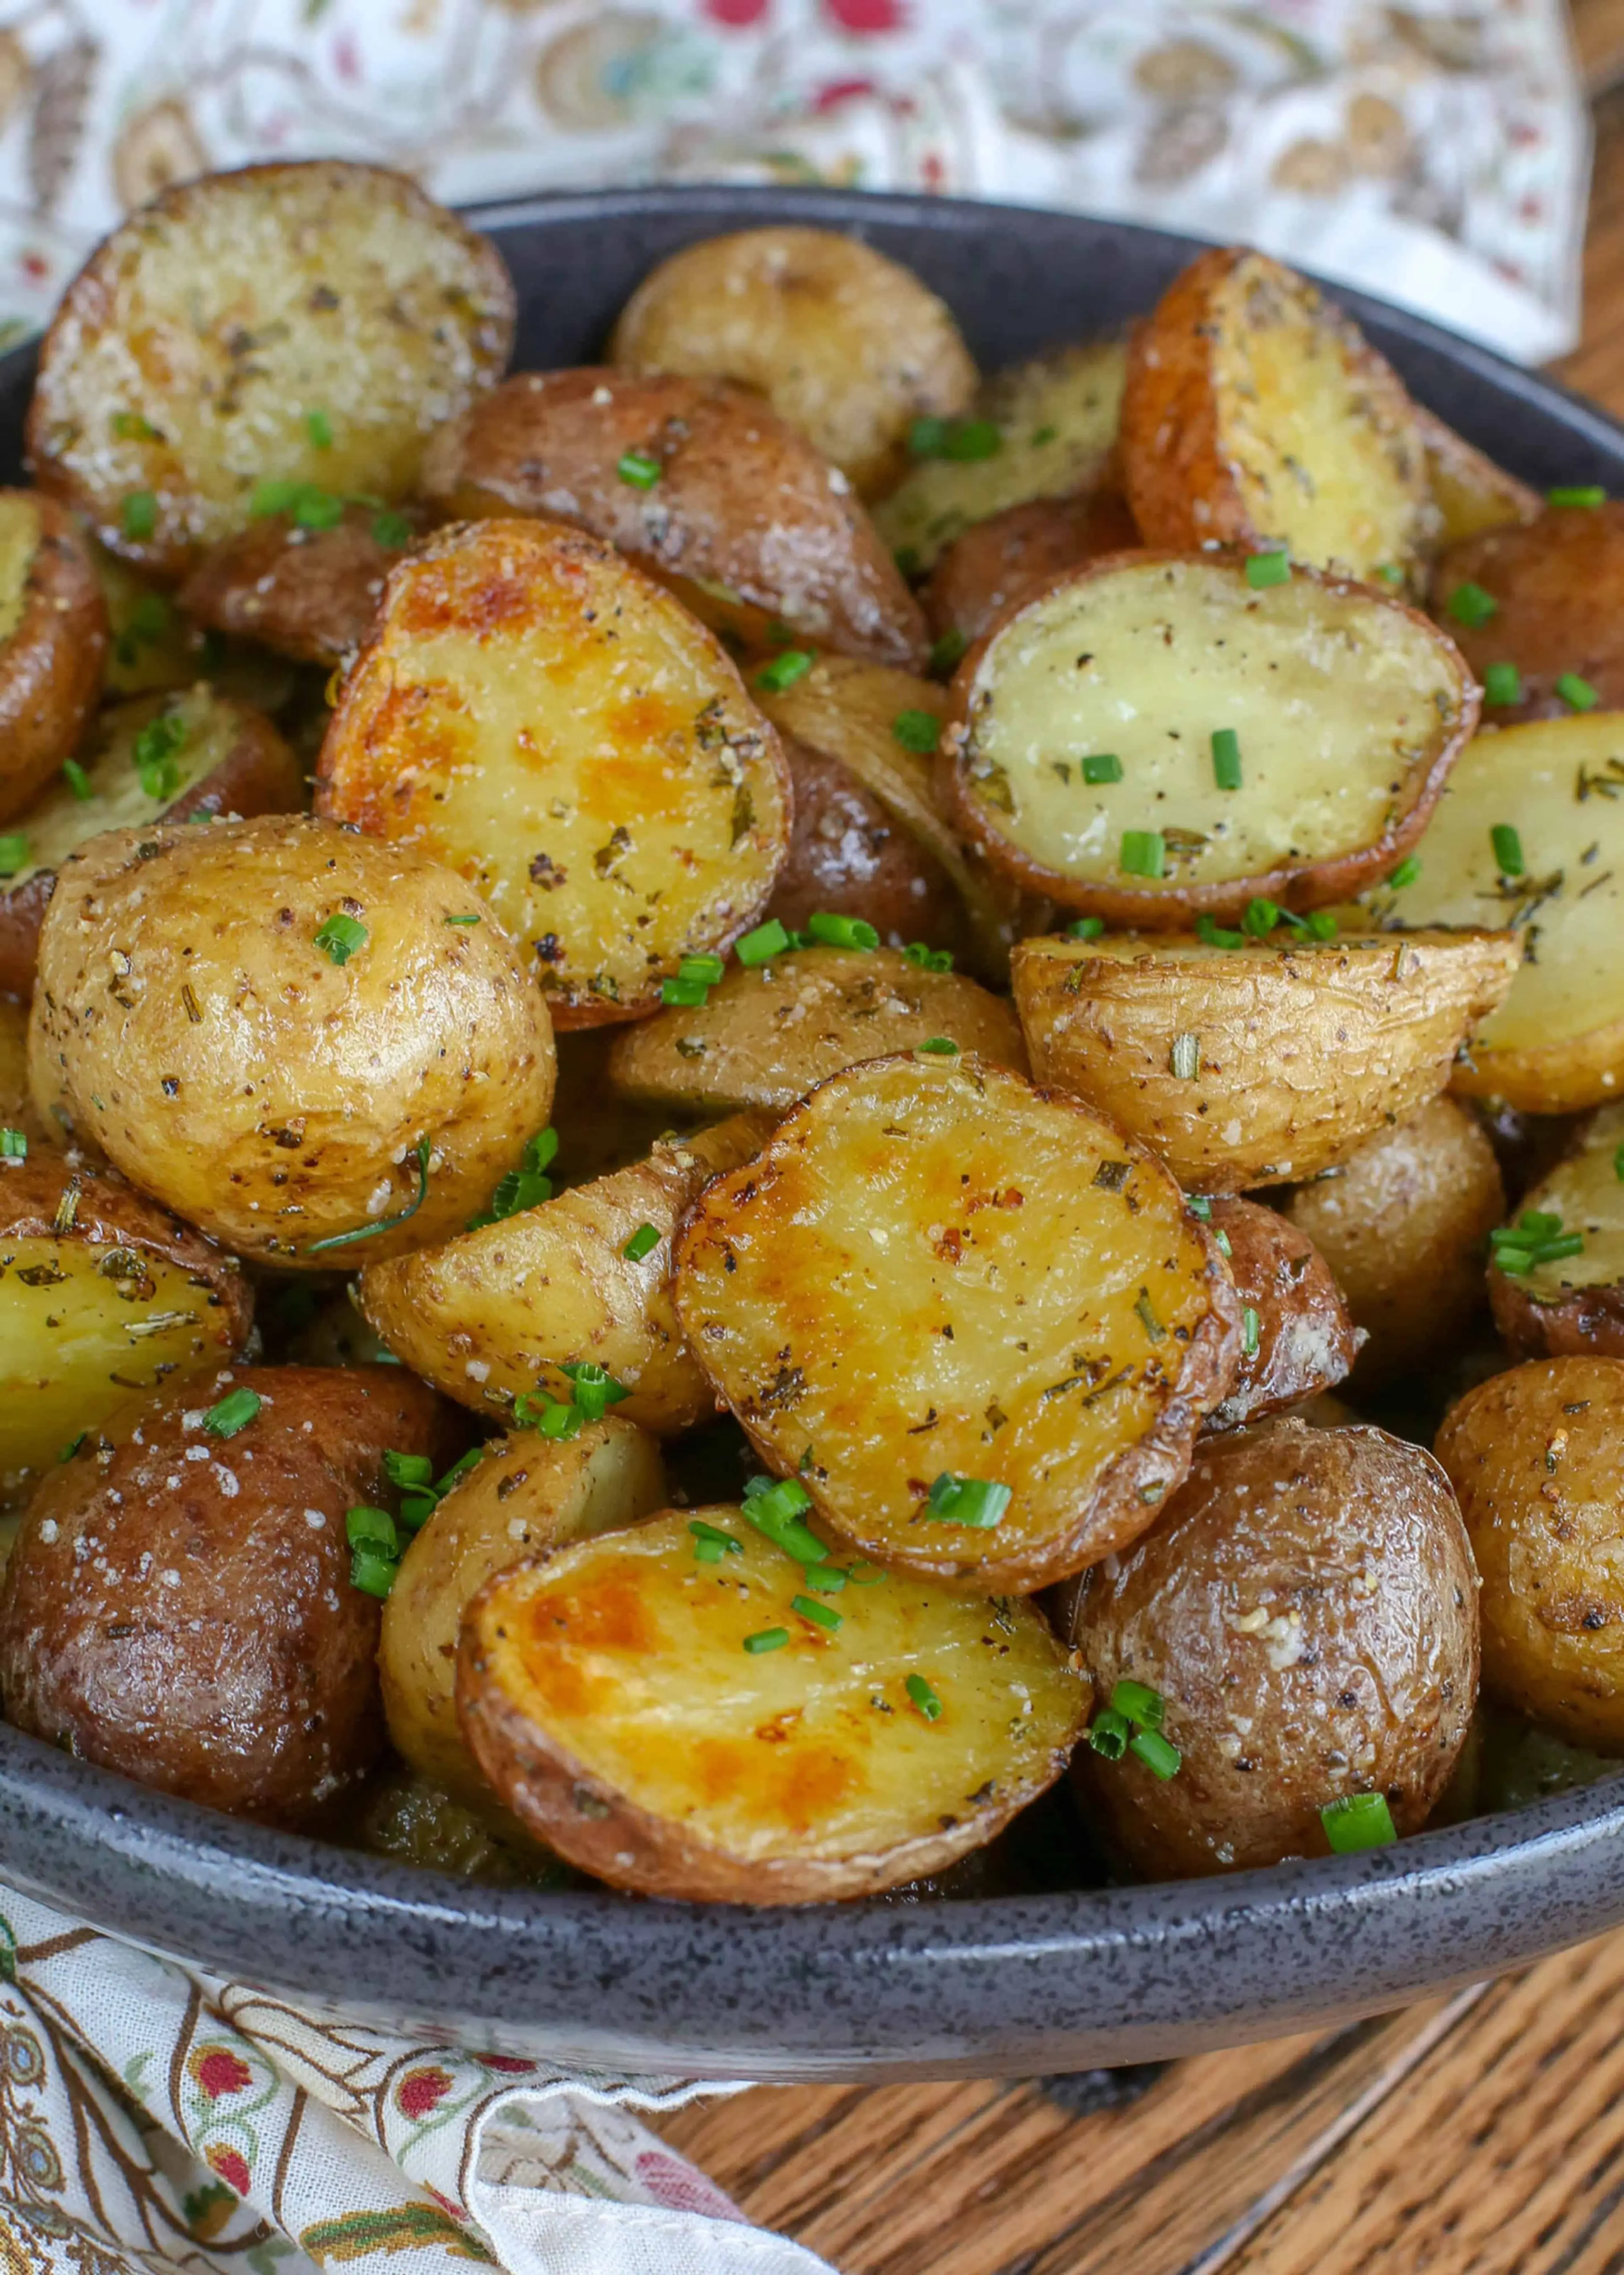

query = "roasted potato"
(28, 812), (557, 1265)
(1012, 929), (1521, 1191)
(941, 552), (1476, 923)
(458, 1506), (1088, 1902)
(0, 1364), (446, 1823)
(1202, 1197), (1359, 1430)
(922, 489), (1140, 650)
(359, 1114), (774, 1432)
(315, 519), (793, 1028)
(772, 736), (965, 953)
(1287, 1096), (1506, 1382)
(0, 996), (47, 1150)
(1415, 406), (1542, 548)
(1431, 505), (1624, 724)
(1487, 1103), (1624, 1357)
(178, 502), (425, 667)
(28, 160), (514, 578)
(1120, 247), (1432, 581)
(0, 685), (305, 999)
(607, 944), (1027, 1115)
(1067, 1418), (1478, 1877)
(1436, 1356), (1624, 1751)
(609, 226), (977, 497)
(418, 370), (927, 670)
(0, 493), (106, 823)
(0, 1152), (251, 1509)
(381, 1417), (666, 1811)
(674, 1053), (1240, 1591)
(873, 339), (1129, 576)
(270, 1280), (399, 1371)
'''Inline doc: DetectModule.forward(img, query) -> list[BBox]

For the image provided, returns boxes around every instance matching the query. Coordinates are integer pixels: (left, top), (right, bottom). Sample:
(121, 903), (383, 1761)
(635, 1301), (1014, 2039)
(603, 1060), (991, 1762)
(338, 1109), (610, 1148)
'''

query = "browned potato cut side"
(1012, 930), (1520, 1191)
(1120, 247), (1432, 581)
(1487, 1103), (1624, 1356)
(28, 160), (514, 578)
(609, 227), (978, 497)
(1287, 1095), (1505, 1382)
(179, 502), (425, 666)
(29, 813), (556, 1265)
(0, 685), (305, 999)
(943, 553), (1476, 925)
(1067, 1418), (1478, 1877)
(674, 1054), (1240, 1591)
(458, 1508), (1087, 1903)
(1430, 505), (1624, 724)
(0, 494), (106, 824)
(316, 520), (793, 1028)
(1415, 405), (1542, 547)
(417, 370), (927, 670)
(1203, 1197), (1359, 1430)
(359, 1114), (774, 1432)
(922, 490), (1141, 649)
(380, 1418), (666, 1811)
(607, 946), (1026, 1115)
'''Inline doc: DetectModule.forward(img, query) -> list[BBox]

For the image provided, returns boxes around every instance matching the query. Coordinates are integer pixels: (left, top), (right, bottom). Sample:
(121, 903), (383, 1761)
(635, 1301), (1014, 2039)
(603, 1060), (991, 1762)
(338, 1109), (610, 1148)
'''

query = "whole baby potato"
(1067, 1417), (1479, 1877)
(27, 814), (556, 1264)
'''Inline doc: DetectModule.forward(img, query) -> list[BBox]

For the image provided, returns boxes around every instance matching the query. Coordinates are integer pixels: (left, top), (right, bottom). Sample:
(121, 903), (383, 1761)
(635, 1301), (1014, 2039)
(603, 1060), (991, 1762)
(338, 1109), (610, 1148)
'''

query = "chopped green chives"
(916, 1037), (960, 1057)
(467, 1128), (557, 1228)
(373, 510), (413, 549)
(346, 1504), (398, 1554)
(121, 490), (157, 539)
(58, 1432), (85, 1462)
(1241, 1306), (1261, 1358)
(1170, 1032), (1200, 1080)
(1130, 1729), (1182, 1779)
(1086, 1708), (1130, 1759)
(892, 709), (941, 754)
(349, 1546), (398, 1599)
(903, 942), (954, 971)
(1186, 1195), (1212, 1219)
(742, 1473), (828, 1565)
(905, 1673), (944, 1720)
(1491, 823), (1525, 877)
(314, 912), (368, 966)
(1549, 485), (1605, 508)
(1211, 727), (1242, 790)
(306, 408), (334, 450)
(693, 1537), (724, 1564)
(1067, 917), (1104, 940)
(62, 758), (93, 801)
(754, 649), (815, 694)
(925, 1472), (1012, 1529)
(201, 1387), (261, 1438)
(1120, 829), (1165, 879)
(792, 1594), (842, 1631)
(689, 1520), (743, 1555)
(1195, 914), (1245, 950)
(807, 911), (879, 950)
(1373, 563), (1404, 586)
(444, 913), (480, 925)
(617, 449), (661, 488)
(908, 417), (949, 458)
(1110, 1680), (1165, 1730)
(1321, 1792), (1396, 1852)
(1387, 854), (1422, 889)
(1490, 1210), (1584, 1273)
(744, 1627), (789, 1654)
(304, 1136), (432, 1253)
(383, 1451), (434, 1488)
(513, 1390), (583, 1440)
(735, 917), (792, 965)
(132, 711), (187, 800)
(0, 834), (28, 876)
(1082, 752), (1122, 785)
(559, 1361), (630, 1421)
(0, 1128), (25, 1159)
(1244, 548), (1290, 588)
(623, 1222), (662, 1262)
(1303, 911), (1338, 941)
(661, 974), (710, 1007)
(1558, 672), (1599, 712)
(679, 953), (725, 986)
(1446, 581), (1498, 628)
(1483, 662), (1522, 708)
(910, 416), (1001, 462)
(928, 628), (967, 676)
(1615, 1142), (1624, 1183)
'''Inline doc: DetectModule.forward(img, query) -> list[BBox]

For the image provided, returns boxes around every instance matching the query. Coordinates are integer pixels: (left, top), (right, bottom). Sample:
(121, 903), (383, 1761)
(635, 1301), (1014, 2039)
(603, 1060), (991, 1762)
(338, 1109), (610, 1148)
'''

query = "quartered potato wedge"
(457, 1507), (1088, 1903)
(1202, 1197), (1359, 1432)
(1012, 929), (1521, 1191)
(674, 1053), (1240, 1590)
(1488, 1104), (1624, 1358)
(1432, 505), (1624, 724)
(942, 553), (1476, 924)
(0, 492), (106, 824)
(317, 519), (793, 1028)
(1414, 405), (1542, 549)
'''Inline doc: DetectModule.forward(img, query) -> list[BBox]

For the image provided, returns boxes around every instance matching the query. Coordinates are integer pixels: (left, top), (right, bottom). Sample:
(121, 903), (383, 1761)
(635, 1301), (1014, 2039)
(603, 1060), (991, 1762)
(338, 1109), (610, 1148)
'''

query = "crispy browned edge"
(935, 549), (1480, 926)
(455, 1531), (1084, 1903)
(670, 1049), (1244, 1592)
(0, 702), (307, 999)
(1202, 1196), (1359, 1429)
(0, 496), (107, 826)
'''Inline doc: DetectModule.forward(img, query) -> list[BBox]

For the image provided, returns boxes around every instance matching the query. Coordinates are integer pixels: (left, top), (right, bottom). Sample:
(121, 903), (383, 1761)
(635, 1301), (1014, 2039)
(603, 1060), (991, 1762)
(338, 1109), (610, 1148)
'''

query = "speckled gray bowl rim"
(2, 183), (1622, 2084)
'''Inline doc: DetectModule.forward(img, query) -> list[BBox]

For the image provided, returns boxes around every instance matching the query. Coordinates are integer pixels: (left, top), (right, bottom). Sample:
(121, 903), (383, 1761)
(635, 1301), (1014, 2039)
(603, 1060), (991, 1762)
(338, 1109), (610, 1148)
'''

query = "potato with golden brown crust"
(1486, 1104), (1624, 1358)
(0, 493), (106, 824)
(0, 685), (305, 999)
(1415, 405), (1542, 548)
(315, 519), (793, 1029)
(1067, 1417), (1479, 1877)
(0, 1364), (447, 1824)
(418, 370), (927, 670)
(1202, 1197), (1360, 1431)
(359, 1113), (774, 1433)
(1436, 1356), (1624, 1751)
(1431, 505), (1624, 724)
(28, 812), (556, 1265)
(941, 553), (1476, 925)
(27, 160), (514, 579)
(457, 1506), (1088, 1904)
(179, 502), (425, 667)
(381, 1417), (666, 1811)
(1286, 1096), (1506, 1383)
(608, 944), (1026, 1116)
(674, 1052), (1240, 1592)
(609, 226), (978, 498)
(0, 1151), (251, 1510)
(1012, 929), (1521, 1192)
(922, 489), (1140, 650)
(1120, 247), (1432, 582)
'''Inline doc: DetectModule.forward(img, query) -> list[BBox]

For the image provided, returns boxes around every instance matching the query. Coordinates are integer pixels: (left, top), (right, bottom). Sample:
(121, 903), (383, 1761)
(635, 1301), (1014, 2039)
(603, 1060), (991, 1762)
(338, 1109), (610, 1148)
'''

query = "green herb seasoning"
(892, 709), (941, 754)
(1110, 1680), (1165, 1730)
(925, 1472), (1012, 1529)
(346, 1505), (398, 1556)
(349, 1547), (398, 1600)
(372, 510), (413, 549)
(1320, 1792), (1396, 1852)
(0, 1129), (26, 1159)
(661, 975), (710, 1008)
(792, 1594), (842, 1631)
(202, 1387), (261, 1438)
(133, 712), (187, 801)
(807, 911), (878, 950)
(559, 1361), (629, 1421)
(1210, 727), (1243, 791)
(1186, 1196), (1212, 1219)
(905, 1673), (944, 1720)
(1491, 823), (1525, 878)
(306, 409), (334, 450)
(1120, 829), (1165, 880)
(1242, 897), (1280, 937)
(121, 491), (158, 540)
(1490, 1209), (1584, 1275)
(468, 1128), (559, 1230)
(1557, 672), (1600, 712)
(1241, 1305), (1261, 1357)
(1086, 1708), (1130, 1759)
(689, 1519), (743, 1556)
(1615, 1142), (1624, 1183)
(736, 917), (792, 966)
(1244, 548), (1290, 589)
(305, 1136), (432, 1254)
(623, 1222), (662, 1262)
(58, 1433), (85, 1462)
(1482, 663), (1522, 708)
(916, 1037), (959, 1057)
(314, 912), (368, 966)
(1067, 917), (1104, 941)
(903, 942), (953, 971)
(743, 1627), (789, 1655)
(754, 649), (815, 694)
(1129, 1730), (1182, 1779)
(444, 913), (480, 925)
(0, 834), (27, 876)
(928, 628), (967, 676)
(617, 449), (661, 489)
(1387, 854), (1422, 889)
(1549, 485), (1606, 508)
(742, 1474), (829, 1565)
(1082, 752), (1123, 785)
(909, 416), (1001, 462)
(1373, 564), (1404, 586)
(62, 758), (93, 802)
(1195, 914), (1245, 950)
(1446, 581), (1498, 629)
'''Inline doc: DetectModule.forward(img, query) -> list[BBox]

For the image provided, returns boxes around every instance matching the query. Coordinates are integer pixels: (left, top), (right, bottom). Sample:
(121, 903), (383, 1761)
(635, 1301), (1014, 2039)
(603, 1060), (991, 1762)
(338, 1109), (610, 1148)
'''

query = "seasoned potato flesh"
(458, 1508), (1087, 1902)
(674, 1055), (1239, 1590)
(317, 521), (792, 1026)
(1496, 1106), (1624, 1327)
(28, 161), (514, 575)
(950, 556), (1473, 917)
(0, 494), (37, 645)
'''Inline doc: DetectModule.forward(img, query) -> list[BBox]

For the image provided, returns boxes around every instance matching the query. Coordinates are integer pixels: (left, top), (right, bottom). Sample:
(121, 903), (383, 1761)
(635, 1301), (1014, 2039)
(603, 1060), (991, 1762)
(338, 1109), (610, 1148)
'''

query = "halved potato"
(1203, 1197), (1359, 1430)
(1415, 405), (1542, 548)
(942, 552), (1476, 924)
(0, 493), (106, 823)
(873, 339), (1129, 576)
(179, 502), (425, 667)
(457, 1506), (1088, 1903)
(1488, 1104), (1624, 1357)
(0, 684), (304, 997)
(418, 370), (927, 671)
(359, 1113), (774, 1431)
(1120, 246), (1432, 581)
(673, 1053), (1240, 1590)
(1430, 505), (1624, 725)
(1012, 929), (1522, 1191)
(609, 226), (977, 497)
(316, 519), (793, 1028)
(922, 489), (1140, 650)
(607, 945), (1026, 1115)
(28, 159), (514, 578)
(381, 1417), (666, 1811)
(0, 1152), (251, 1508)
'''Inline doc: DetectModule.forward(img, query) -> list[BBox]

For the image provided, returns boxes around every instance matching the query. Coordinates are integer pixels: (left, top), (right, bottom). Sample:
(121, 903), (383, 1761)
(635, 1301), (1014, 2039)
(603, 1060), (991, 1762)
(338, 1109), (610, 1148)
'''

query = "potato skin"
(1067, 1418), (1479, 1877)
(0, 1364), (447, 1825)
(1487, 1104), (1624, 1359)
(418, 368), (927, 670)
(771, 735), (964, 950)
(178, 504), (423, 666)
(1436, 1356), (1624, 1751)
(28, 813), (556, 1265)
(1432, 506), (1624, 724)
(922, 489), (1139, 650)
(0, 494), (107, 825)
(1203, 1198), (1359, 1430)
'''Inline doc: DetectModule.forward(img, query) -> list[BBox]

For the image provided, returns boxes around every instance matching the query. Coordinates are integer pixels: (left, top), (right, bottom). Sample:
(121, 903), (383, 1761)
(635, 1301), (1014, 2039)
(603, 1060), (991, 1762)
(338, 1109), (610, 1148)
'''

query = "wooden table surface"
(658, 39), (1624, 2275)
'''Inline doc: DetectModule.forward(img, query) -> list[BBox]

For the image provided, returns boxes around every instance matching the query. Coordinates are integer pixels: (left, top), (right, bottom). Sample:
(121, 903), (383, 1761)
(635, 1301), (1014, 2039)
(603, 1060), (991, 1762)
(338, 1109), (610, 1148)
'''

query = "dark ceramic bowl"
(4, 186), (1624, 2084)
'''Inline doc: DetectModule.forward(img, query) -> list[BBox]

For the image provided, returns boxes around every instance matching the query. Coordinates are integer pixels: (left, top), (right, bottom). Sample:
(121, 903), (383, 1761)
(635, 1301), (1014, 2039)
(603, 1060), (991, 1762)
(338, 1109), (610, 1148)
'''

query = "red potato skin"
(1431, 505), (1624, 724)
(1202, 1197), (1360, 1430)
(1489, 1271), (1624, 1361)
(0, 496), (107, 826)
(922, 488), (1141, 649)
(178, 505), (427, 666)
(768, 733), (966, 952)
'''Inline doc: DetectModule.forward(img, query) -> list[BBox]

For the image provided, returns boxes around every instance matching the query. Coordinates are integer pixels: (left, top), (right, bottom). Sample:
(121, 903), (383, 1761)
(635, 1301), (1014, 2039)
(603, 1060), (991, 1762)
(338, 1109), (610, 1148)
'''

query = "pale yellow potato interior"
(1517, 1105), (1624, 1299)
(962, 559), (1462, 889)
(483, 1510), (1081, 1865)
(0, 495), (38, 648)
